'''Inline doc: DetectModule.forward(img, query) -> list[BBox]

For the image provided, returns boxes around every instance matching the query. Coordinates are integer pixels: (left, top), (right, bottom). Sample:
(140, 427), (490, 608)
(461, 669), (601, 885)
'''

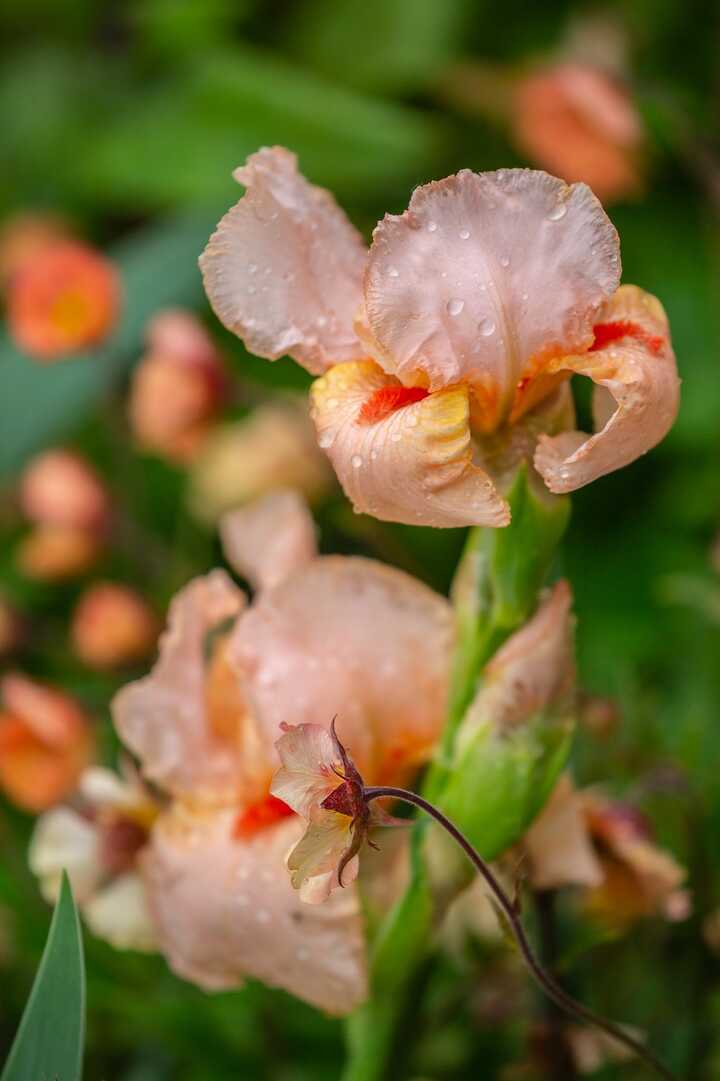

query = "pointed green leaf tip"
(1, 872), (86, 1081)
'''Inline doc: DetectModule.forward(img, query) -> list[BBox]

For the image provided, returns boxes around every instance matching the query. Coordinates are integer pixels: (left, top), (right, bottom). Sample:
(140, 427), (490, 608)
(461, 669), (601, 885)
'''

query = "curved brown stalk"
(363, 785), (682, 1081)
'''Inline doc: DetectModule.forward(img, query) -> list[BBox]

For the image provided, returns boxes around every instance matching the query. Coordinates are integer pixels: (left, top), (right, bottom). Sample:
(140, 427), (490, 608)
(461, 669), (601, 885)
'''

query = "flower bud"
(0, 673), (94, 812)
(440, 581), (576, 859)
(17, 526), (102, 581)
(145, 308), (218, 367)
(512, 63), (643, 204)
(187, 402), (333, 524)
(128, 310), (228, 465)
(72, 583), (159, 669)
(6, 241), (120, 360)
(20, 449), (109, 531)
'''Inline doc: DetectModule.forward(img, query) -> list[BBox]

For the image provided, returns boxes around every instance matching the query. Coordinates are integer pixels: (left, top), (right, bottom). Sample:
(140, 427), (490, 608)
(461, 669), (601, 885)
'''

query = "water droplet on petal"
(390, 431), (402, 443)
(459, 228), (470, 240)
(500, 256), (510, 268)
(247, 286), (256, 295)
(316, 315), (328, 327)
(547, 202), (568, 222)
(426, 221), (438, 233)
(318, 433), (334, 449)
(446, 297), (465, 316)
(256, 909), (270, 924)
(351, 454), (363, 468)
(248, 263), (258, 274)
(388, 266), (400, 278)
(478, 318), (495, 336)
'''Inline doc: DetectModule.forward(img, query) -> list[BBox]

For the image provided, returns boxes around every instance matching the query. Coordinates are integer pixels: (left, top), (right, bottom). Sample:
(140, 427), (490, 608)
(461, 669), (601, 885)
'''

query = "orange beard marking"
(233, 794), (294, 839)
(591, 321), (664, 355)
(357, 385), (429, 425)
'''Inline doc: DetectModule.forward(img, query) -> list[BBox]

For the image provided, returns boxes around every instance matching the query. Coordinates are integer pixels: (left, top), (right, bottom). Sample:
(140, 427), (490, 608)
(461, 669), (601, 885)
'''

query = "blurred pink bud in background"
(0, 673), (94, 813)
(512, 63), (644, 204)
(6, 241), (120, 360)
(72, 582), (159, 669)
(16, 526), (103, 582)
(20, 449), (110, 531)
(128, 308), (227, 463)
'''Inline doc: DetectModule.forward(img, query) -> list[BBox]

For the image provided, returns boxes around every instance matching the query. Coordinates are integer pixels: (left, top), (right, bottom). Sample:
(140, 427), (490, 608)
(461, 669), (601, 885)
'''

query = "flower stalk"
(363, 785), (681, 1081)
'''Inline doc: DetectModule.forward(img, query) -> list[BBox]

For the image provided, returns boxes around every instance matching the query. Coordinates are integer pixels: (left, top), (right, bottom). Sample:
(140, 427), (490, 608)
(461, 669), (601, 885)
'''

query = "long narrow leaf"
(1, 874), (86, 1081)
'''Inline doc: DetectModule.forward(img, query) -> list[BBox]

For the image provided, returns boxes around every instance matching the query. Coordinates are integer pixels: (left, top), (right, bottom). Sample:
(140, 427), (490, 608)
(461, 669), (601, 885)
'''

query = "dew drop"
(327, 397), (339, 408)
(426, 221), (438, 233)
(500, 256), (510, 268)
(318, 433), (334, 449)
(256, 908), (271, 924)
(247, 286), (256, 295)
(351, 454), (363, 468)
(248, 263), (258, 274)
(405, 414), (419, 428)
(370, 449), (379, 460)
(316, 315), (328, 327)
(458, 228), (471, 240)
(390, 431), (402, 443)
(478, 317), (495, 336)
(388, 266), (400, 278)
(547, 202), (567, 222)
(446, 297), (465, 316)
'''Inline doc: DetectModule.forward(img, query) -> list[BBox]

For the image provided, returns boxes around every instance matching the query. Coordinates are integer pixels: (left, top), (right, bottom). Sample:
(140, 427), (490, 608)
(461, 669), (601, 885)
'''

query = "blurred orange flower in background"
(71, 583), (159, 670)
(0, 673), (94, 813)
(6, 241), (120, 360)
(513, 63), (644, 204)
(0, 213), (72, 288)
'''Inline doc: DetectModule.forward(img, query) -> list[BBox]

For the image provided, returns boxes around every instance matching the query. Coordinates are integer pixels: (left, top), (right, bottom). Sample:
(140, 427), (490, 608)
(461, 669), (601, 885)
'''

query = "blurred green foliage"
(2, 0), (720, 1079)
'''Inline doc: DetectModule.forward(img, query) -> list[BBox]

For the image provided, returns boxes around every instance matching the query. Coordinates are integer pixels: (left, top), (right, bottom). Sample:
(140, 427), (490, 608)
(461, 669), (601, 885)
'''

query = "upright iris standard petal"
(112, 571), (248, 804)
(311, 360), (510, 527)
(199, 147), (367, 374)
(230, 556), (453, 782)
(219, 489), (318, 593)
(142, 806), (367, 1014)
(364, 168), (620, 425)
(534, 285), (680, 493)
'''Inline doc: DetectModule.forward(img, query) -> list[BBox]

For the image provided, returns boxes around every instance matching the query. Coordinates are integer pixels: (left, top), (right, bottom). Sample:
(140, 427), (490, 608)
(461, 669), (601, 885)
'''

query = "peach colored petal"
(364, 168), (620, 425)
(311, 360), (509, 527)
(142, 806), (367, 1013)
(199, 147), (367, 375)
(72, 583), (159, 669)
(271, 723), (341, 819)
(112, 571), (248, 803)
(2, 672), (89, 747)
(287, 813), (359, 905)
(523, 774), (603, 890)
(459, 580), (574, 748)
(230, 555), (453, 784)
(220, 490), (317, 593)
(534, 285), (679, 493)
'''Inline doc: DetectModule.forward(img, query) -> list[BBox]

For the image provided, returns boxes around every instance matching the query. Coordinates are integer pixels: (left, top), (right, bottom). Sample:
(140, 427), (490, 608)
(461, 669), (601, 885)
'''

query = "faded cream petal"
(142, 806), (367, 1014)
(523, 774), (603, 890)
(286, 812), (359, 905)
(459, 580), (574, 749)
(83, 872), (157, 952)
(29, 807), (102, 904)
(220, 490), (317, 593)
(364, 168), (619, 424)
(271, 723), (341, 819)
(230, 556), (453, 784)
(199, 147), (367, 375)
(112, 571), (247, 803)
(535, 285), (680, 493)
(311, 360), (509, 528)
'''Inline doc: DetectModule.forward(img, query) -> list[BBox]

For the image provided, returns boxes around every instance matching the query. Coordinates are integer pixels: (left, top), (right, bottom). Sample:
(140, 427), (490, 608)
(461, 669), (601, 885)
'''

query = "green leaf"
(1, 873), (86, 1081)
(0, 212), (215, 478)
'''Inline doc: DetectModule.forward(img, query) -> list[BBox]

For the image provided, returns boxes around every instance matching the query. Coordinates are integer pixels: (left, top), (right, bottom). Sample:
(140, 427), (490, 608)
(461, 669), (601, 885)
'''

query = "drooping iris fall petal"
(141, 805), (367, 1014)
(523, 774), (603, 890)
(199, 147), (366, 374)
(534, 285), (679, 493)
(311, 360), (509, 527)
